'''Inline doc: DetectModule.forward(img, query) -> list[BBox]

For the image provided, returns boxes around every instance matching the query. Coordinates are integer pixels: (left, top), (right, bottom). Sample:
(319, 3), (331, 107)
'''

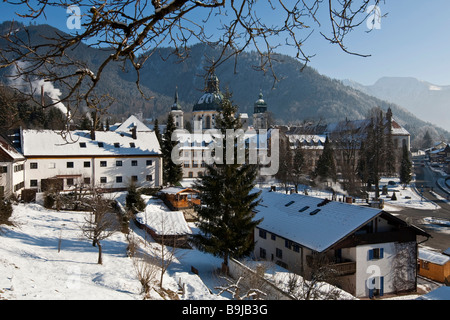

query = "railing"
(331, 261), (356, 276)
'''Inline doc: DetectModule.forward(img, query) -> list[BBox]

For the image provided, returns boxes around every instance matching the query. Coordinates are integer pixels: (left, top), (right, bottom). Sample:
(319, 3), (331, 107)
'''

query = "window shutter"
(380, 277), (384, 296)
(368, 249), (374, 260)
(380, 248), (384, 259)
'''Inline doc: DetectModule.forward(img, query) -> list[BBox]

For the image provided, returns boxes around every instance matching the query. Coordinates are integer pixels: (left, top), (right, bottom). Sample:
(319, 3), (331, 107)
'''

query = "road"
(392, 157), (450, 252)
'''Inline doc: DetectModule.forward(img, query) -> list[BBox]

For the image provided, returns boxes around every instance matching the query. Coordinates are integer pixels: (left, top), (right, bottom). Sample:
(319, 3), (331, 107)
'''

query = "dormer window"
(114, 143), (120, 148)
(130, 142), (136, 148)
(98, 142), (104, 147)
(79, 142), (86, 148)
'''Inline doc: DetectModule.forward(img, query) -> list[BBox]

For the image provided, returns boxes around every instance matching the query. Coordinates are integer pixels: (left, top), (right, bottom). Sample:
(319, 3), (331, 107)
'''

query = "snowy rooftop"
(135, 197), (192, 236)
(254, 189), (383, 252)
(21, 129), (161, 157)
(418, 248), (450, 266)
(114, 115), (152, 132)
(0, 136), (24, 161)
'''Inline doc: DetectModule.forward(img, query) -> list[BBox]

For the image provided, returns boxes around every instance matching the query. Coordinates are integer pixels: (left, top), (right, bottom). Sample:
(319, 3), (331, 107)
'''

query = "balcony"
(330, 261), (356, 276)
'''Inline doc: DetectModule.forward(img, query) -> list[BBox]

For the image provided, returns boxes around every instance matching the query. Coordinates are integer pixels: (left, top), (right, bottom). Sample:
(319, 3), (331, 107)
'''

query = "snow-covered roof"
(254, 189), (383, 252)
(159, 187), (198, 195)
(21, 129), (161, 157)
(416, 286), (450, 300)
(135, 197), (191, 235)
(418, 248), (450, 265)
(114, 115), (151, 132)
(0, 135), (24, 161)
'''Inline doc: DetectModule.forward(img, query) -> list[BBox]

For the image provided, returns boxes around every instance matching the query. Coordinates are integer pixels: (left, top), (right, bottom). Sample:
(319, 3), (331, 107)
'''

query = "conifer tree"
(161, 113), (182, 186)
(191, 93), (262, 267)
(399, 144), (412, 187)
(314, 136), (337, 183)
(154, 118), (162, 146)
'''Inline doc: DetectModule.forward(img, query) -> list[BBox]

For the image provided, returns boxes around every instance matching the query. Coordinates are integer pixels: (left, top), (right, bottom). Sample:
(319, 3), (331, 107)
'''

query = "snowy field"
(0, 200), (227, 300)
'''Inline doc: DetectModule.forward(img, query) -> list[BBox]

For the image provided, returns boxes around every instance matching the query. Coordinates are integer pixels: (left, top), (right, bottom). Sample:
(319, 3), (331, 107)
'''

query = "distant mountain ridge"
(342, 77), (450, 131)
(0, 21), (449, 143)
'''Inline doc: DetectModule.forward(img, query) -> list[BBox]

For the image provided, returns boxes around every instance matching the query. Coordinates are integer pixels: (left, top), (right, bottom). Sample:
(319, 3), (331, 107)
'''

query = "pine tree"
(399, 144), (412, 187)
(314, 136), (336, 183)
(154, 118), (162, 145)
(191, 93), (262, 267)
(161, 113), (183, 186)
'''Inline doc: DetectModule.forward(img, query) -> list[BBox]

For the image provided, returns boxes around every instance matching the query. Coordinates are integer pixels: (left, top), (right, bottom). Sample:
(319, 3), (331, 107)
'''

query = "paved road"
(393, 158), (450, 252)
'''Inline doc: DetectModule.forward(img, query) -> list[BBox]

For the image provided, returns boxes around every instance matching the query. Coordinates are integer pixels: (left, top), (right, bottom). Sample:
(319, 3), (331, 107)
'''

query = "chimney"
(131, 125), (137, 140)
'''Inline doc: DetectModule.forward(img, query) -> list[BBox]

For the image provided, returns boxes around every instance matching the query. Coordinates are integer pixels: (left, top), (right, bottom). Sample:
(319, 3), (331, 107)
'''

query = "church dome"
(192, 70), (223, 112)
(254, 91), (267, 114)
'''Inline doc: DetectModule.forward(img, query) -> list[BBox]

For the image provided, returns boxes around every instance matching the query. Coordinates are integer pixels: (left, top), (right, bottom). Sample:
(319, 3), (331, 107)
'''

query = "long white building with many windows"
(19, 116), (162, 192)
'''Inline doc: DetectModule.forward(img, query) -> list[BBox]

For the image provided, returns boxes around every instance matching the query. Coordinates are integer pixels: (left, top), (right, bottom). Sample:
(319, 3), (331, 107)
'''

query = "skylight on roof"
(298, 206), (309, 212)
(114, 143), (120, 148)
(98, 142), (104, 147)
(285, 201), (295, 207)
(130, 142), (136, 148)
(310, 209), (321, 216)
(79, 142), (86, 148)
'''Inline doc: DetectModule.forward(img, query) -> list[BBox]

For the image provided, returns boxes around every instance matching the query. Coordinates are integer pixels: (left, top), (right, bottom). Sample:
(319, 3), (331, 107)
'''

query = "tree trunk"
(97, 241), (102, 265)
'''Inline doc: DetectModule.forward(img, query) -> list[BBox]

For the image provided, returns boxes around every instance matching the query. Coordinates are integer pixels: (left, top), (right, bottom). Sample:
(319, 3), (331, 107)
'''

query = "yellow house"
(418, 248), (450, 283)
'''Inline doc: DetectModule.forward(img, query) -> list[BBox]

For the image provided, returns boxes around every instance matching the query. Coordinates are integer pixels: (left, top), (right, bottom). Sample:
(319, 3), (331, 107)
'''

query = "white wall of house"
(24, 156), (162, 191)
(354, 241), (416, 298)
(0, 160), (25, 197)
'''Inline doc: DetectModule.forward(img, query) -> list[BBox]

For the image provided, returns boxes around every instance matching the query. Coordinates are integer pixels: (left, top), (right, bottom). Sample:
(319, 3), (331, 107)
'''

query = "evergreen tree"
(161, 113), (182, 186)
(154, 118), (162, 145)
(314, 136), (336, 183)
(191, 93), (262, 267)
(125, 181), (146, 213)
(399, 144), (412, 187)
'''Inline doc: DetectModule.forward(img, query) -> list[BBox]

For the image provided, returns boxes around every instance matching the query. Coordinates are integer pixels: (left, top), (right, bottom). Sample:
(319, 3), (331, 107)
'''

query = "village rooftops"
(254, 189), (384, 253)
(20, 129), (161, 157)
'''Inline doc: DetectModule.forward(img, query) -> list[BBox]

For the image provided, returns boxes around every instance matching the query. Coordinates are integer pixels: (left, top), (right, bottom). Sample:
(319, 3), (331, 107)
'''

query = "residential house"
(158, 187), (200, 210)
(418, 248), (450, 284)
(253, 189), (430, 298)
(0, 134), (25, 198)
(19, 116), (162, 192)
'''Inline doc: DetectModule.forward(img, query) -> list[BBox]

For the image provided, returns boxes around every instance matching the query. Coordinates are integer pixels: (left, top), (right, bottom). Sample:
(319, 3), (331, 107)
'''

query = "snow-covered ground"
(0, 199), (227, 300)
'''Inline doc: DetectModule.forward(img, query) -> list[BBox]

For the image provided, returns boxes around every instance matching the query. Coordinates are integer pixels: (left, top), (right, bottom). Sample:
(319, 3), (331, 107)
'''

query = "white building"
(253, 189), (430, 298)
(20, 116), (162, 192)
(0, 134), (25, 198)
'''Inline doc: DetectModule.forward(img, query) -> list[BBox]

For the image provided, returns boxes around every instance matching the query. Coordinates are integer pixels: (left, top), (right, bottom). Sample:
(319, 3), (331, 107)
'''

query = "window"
(309, 209), (320, 216)
(260, 248), (267, 259)
(84, 177), (91, 185)
(131, 176), (138, 182)
(30, 180), (38, 187)
(285, 240), (292, 249)
(98, 142), (104, 147)
(84, 161), (91, 168)
(184, 161), (190, 168)
(67, 162), (74, 168)
(0, 166), (7, 173)
(276, 248), (283, 259)
(67, 178), (74, 186)
(100, 177), (107, 184)
(146, 160), (153, 166)
(116, 160), (123, 167)
(188, 172), (193, 178)
(116, 176), (123, 183)
(30, 162), (38, 169)
(293, 244), (300, 253)
(192, 161), (198, 168)
(79, 142), (86, 148)
(146, 175), (153, 181)
(114, 142), (120, 148)
(130, 142), (136, 148)
(420, 260), (429, 270)
(100, 161), (107, 167)
(259, 229), (267, 239)
(368, 248), (384, 260)
(131, 160), (138, 166)
(271, 234), (276, 241)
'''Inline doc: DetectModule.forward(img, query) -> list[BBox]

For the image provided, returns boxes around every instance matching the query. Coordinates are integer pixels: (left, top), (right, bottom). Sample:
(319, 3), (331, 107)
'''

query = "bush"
(126, 183), (146, 213)
(0, 198), (13, 225)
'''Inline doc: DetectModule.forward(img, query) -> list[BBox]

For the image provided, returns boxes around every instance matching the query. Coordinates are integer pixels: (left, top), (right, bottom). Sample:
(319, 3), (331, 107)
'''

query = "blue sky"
(1, 0), (449, 86)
